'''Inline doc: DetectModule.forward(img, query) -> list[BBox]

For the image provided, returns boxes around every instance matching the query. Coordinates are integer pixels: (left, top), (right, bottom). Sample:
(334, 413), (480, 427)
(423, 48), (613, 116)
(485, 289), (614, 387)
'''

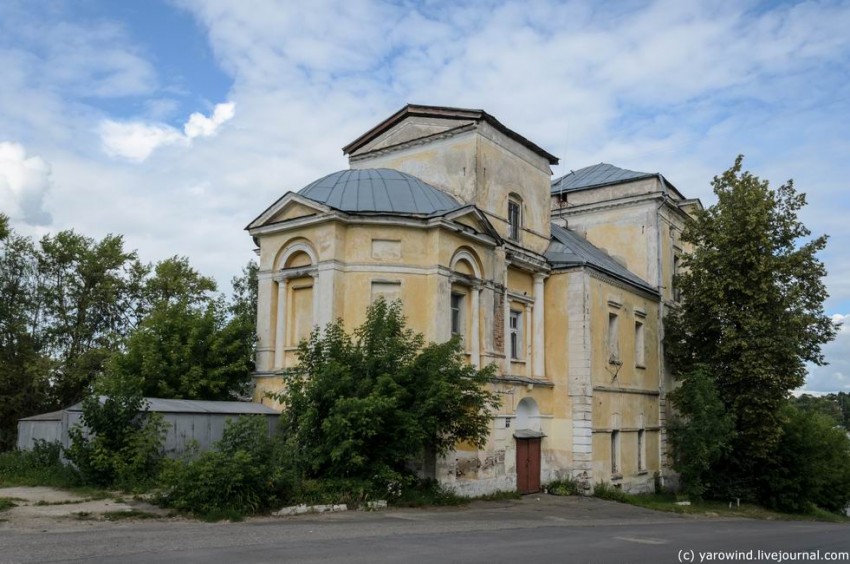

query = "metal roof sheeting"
(299, 168), (461, 216)
(64, 397), (279, 415)
(19, 410), (64, 422)
(551, 163), (654, 194)
(546, 223), (657, 295)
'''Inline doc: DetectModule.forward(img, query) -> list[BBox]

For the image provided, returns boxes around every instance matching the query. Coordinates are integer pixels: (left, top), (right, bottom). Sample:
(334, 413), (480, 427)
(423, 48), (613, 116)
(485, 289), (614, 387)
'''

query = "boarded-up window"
(290, 285), (314, 345)
(611, 430), (621, 474)
(635, 320), (645, 367)
(371, 239), (401, 260)
(637, 429), (646, 471)
(371, 281), (401, 303)
(607, 312), (619, 363)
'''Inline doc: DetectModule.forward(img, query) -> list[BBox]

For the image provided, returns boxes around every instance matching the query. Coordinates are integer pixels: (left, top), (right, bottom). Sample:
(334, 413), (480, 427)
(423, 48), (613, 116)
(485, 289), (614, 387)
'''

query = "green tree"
(831, 392), (850, 431)
(35, 230), (141, 407)
(790, 394), (843, 427)
(758, 404), (850, 513)
(0, 217), (49, 449)
(666, 156), (837, 500)
(667, 366), (736, 500)
(105, 257), (254, 400)
(277, 298), (499, 482)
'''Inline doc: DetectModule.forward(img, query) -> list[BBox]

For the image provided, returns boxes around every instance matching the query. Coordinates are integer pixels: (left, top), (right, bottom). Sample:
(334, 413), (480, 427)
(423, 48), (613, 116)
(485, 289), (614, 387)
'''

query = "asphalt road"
(1, 495), (848, 563)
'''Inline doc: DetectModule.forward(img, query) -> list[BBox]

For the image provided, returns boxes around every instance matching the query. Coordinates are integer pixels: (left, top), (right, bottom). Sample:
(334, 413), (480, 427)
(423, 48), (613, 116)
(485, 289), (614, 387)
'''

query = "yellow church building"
(246, 105), (699, 495)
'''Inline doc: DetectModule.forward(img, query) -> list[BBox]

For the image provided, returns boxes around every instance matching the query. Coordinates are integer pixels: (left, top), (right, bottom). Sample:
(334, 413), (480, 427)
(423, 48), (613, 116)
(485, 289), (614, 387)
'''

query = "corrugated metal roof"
(546, 223), (658, 295)
(299, 168), (461, 216)
(19, 410), (63, 422)
(65, 398), (279, 415)
(551, 163), (655, 194)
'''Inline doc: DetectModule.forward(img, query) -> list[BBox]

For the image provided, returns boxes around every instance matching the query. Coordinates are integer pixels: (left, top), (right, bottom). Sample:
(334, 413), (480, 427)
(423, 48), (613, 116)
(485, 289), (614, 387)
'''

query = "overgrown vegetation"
(158, 416), (287, 519)
(546, 477), (580, 496)
(64, 373), (166, 490)
(791, 392), (850, 431)
(0, 212), (257, 451)
(275, 298), (499, 487)
(666, 156), (849, 514)
(0, 440), (80, 488)
(593, 490), (850, 524)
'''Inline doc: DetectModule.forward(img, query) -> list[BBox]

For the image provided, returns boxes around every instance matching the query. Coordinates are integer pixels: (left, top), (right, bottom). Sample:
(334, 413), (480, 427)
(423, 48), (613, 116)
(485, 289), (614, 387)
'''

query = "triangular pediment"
(443, 205), (502, 241)
(246, 193), (330, 231)
(352, 118), (473, 156)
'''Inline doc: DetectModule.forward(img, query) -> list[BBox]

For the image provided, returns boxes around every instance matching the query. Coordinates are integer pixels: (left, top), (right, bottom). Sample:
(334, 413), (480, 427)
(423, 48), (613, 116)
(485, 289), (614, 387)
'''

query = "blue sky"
(0, 0), (848, 393)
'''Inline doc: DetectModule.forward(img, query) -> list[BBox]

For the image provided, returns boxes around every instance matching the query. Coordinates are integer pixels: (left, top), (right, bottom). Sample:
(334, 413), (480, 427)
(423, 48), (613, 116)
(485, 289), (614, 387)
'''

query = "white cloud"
(100, 120), (186, 162)
(0, 142), (52, 225)
(100, 102), (235, 162)
(184, 102), (236, 138)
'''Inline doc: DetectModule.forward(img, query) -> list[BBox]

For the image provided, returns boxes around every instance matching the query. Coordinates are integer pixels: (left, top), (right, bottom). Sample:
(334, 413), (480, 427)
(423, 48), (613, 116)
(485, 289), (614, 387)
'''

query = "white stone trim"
(532, 273), (546, 378)
(450, 249), (483, 279)
(277, 241), (318, 271)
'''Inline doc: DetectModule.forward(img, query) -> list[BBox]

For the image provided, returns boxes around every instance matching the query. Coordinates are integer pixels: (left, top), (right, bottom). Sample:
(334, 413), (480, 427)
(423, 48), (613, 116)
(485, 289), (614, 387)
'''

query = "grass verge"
(0, 497), (17, 511)
(593, 485), (850, 524)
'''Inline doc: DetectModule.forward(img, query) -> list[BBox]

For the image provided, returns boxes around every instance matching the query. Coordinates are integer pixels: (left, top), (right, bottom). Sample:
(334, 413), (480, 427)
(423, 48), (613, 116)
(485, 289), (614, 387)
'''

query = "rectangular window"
(635, 320), (645, 367)
(509, 309), (522, 360)
(508, 201), (520, 241)
(451, 292), (464, 337)
(637, 429), (646, 472)
(611, 430), (621, 474)
(673, 255), (681, 302)
(607, 312), (619, 363)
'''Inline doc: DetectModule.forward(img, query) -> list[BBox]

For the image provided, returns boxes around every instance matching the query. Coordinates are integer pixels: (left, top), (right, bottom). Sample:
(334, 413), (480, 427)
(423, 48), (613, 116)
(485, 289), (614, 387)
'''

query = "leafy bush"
(276, 298), (499, 483)
(757, 405), (850, 514)
(593, 482), (630, 503)
(546, 477), (580, 496)
(159, 416), (289, 519)
(64, 374), (165, 490)
(0, 440), (80, 488)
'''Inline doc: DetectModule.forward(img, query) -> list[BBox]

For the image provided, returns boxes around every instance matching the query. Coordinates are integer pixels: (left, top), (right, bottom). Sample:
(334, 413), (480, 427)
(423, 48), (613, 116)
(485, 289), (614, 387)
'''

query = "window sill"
(610, 473), (623, 481)
(636, 470), (649, 476)
(635, 364), (646, 370)
(510, 359), (527, 364)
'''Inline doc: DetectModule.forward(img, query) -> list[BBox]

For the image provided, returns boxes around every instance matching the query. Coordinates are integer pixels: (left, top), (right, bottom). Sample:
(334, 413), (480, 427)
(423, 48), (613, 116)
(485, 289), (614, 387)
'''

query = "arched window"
(449, 249), (482, 365)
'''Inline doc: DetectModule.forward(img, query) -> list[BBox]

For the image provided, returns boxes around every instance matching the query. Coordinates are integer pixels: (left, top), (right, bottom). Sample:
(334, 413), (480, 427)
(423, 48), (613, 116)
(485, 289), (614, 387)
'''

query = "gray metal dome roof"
(298, 168), (460, 215)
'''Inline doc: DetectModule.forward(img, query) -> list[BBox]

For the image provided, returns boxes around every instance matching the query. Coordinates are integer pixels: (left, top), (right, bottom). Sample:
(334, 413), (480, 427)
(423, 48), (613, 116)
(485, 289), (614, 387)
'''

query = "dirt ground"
(0, 486), (173, 531)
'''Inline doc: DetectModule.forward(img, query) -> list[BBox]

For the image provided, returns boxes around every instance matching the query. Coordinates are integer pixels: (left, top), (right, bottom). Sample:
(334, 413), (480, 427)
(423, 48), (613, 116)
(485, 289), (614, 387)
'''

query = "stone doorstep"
(273, 499), (388, 517)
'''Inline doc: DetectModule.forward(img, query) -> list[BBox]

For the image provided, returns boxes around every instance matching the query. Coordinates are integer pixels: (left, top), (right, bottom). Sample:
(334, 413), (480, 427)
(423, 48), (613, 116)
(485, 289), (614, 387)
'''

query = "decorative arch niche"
(272, 239), (320, 370)
(516, 397), (540, 431)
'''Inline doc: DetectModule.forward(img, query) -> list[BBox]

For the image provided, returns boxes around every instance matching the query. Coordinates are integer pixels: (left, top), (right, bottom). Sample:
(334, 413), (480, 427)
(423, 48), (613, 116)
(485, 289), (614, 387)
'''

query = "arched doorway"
(515, 397), (543, 494)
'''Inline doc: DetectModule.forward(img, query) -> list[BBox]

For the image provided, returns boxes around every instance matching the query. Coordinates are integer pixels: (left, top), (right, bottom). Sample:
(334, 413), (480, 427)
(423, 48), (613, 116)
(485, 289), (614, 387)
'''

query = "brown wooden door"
(516, 438), (542, 494)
